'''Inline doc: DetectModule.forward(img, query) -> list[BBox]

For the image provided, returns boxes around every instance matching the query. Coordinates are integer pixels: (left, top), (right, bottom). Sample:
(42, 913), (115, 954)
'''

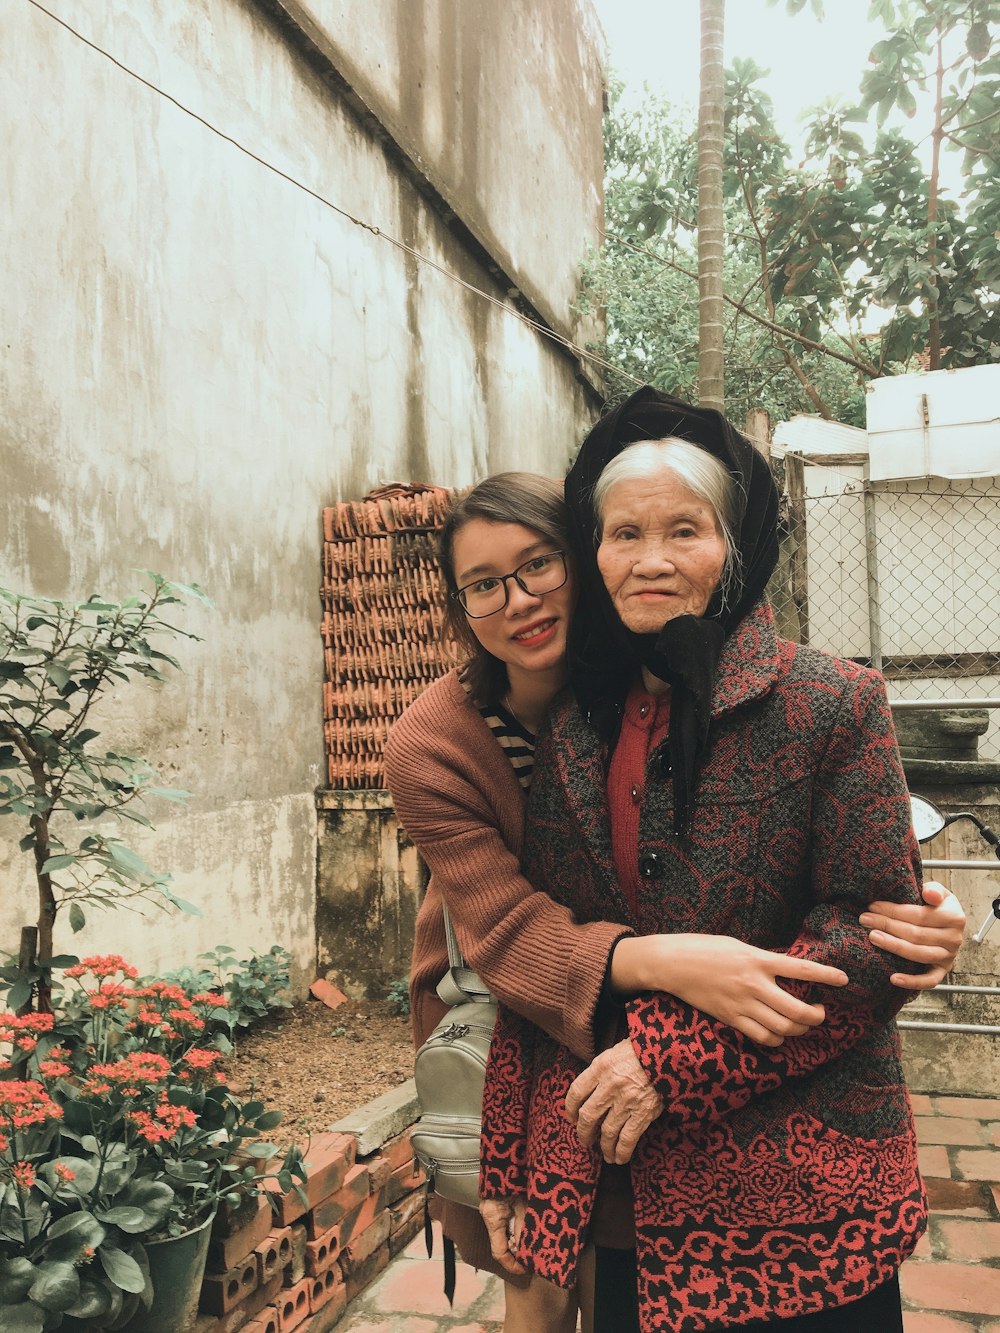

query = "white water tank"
(866, 365), (1000, 481)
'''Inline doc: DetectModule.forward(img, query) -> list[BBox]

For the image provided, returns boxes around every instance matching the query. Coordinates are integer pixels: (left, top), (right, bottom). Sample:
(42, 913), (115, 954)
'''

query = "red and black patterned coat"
(480, 599), (927, 1332)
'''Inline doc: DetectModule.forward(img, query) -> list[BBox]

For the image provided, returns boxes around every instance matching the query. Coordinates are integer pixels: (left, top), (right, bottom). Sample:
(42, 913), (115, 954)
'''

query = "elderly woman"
(478, 388), (928, 1332)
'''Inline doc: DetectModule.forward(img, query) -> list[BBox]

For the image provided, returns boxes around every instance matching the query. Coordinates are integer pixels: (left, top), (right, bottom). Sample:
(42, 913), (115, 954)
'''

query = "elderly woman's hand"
(610, 933), (848, 1047)
(860, 880), (965, 990)
(565, 1037), (664, 1165)
(480, 1196), (527, 1275)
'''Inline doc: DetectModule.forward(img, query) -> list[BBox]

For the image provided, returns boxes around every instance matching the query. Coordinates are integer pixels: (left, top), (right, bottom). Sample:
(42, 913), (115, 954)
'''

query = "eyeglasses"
(453, 550), (568, 618)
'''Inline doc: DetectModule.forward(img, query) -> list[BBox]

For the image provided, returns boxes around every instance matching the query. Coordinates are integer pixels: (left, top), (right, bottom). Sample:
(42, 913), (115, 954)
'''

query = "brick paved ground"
(336, 1093), (1000, 1332)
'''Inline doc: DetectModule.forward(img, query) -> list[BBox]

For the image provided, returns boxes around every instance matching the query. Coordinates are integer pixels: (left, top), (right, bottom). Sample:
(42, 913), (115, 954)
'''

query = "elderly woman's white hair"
(591, 437), (742, 605)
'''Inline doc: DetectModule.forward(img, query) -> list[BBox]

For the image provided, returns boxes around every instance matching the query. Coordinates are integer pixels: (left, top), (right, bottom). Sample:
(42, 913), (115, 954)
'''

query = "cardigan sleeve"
(384, 685), (631, 1062)
(626, 667), (923, 1123)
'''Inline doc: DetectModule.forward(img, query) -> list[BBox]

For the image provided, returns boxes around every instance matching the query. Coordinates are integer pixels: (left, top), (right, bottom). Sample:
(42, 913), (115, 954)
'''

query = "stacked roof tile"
(321, 483), (456, 788)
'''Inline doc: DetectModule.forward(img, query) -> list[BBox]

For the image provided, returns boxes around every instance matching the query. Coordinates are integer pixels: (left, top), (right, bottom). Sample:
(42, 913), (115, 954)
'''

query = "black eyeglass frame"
(451, 549), (568, 618)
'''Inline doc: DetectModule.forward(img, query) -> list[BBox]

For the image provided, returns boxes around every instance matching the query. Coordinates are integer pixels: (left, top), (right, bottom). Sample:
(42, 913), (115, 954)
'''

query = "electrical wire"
(23, 0), (642, 389)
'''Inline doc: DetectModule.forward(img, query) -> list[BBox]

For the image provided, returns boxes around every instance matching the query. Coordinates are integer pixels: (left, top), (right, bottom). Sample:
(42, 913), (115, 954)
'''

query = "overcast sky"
(590, 0), (890, 151)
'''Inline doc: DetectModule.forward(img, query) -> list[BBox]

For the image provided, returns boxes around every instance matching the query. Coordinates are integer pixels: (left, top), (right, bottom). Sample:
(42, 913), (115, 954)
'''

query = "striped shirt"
(459, 672), (536, 790)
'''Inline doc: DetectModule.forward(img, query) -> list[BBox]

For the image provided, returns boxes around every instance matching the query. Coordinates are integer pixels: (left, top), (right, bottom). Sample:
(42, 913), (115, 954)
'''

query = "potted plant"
(0, 956), (304, 1331)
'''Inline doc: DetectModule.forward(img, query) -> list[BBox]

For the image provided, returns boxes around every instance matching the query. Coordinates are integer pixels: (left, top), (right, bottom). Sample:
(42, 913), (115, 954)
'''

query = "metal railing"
(890, 698), (1000, 1035)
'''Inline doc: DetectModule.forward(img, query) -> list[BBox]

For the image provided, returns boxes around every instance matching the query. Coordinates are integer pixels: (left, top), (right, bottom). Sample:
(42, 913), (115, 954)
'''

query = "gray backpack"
(411, 906), (497, 1210)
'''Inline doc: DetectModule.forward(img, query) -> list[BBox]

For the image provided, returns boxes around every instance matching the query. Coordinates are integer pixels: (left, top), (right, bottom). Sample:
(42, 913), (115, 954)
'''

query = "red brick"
(341, 1240), (391, 1304)
(992, 1124), (1000, 1148)
(390, 1186), (426, 1235)
(910, 1093), (934, 1115)
(241, 1273), (283, 1323)
(339, 1213), (391, 1275)
(915, 1116), (986, 1147)
(263, 1133), (356, 1225)
(254, 1228), (292, 1285)
(242, 1316), (279, 1333)
(911, 1228), (934, 1260)
(367, 1240), (490, 1315)
(308, 1263), (345, 1313)
(363, 1153), (392, 1193)
(305, 1224), (340, 1276)
(380, 1129), (416, 1173)
(992, 1184), (1000, 1213)
(199, 1255), (259, 1315)
(309, 978), (348, 1009)
(919, 1144), (952, 1179)
(389, 1206), (425, 1257)
(287, 1223), (307, 1284)
(208, 1196), (273, 1273)
(925, 1177), (993, 1216)
(935, 1217), (1000, 1262)
(301, 1287), (351, 1333)
(934, 1096), (1000, 1121)
(902, 1261), (1000, 1316)
(274, 1276), (311, 1332)
(307, 1162), (372, 1237)
(386, 1156), (426, 1204)
(903, 1314), (980, 1333)
(955, 1149), (1000, 1182)
(191, 1309), (251, 1333)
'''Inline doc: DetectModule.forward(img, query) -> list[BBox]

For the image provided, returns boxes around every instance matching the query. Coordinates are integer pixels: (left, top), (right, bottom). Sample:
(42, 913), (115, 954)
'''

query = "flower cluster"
(0, 953), (302, 1330)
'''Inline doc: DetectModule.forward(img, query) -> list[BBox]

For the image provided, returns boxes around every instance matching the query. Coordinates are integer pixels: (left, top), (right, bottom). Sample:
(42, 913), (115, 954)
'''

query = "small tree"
(0, 573), (209, 1012)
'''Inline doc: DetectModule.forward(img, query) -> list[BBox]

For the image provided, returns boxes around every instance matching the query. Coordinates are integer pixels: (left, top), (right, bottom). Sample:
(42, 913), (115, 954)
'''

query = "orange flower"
(11, 1161), (37, 1192)
(65, 955), (139, 980)
(0, 1081), (63, 1131)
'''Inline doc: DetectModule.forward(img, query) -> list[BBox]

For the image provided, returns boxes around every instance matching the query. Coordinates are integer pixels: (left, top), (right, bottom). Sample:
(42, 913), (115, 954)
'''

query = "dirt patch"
(226, 996), (414, 1139)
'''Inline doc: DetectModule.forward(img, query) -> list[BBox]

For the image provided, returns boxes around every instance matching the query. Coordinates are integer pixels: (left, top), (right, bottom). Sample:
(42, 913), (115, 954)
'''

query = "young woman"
(383, 471), (965, 1333)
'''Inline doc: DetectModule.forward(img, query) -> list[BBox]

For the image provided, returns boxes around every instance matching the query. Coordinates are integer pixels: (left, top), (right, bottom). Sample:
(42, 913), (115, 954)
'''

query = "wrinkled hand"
(612, 933), (848, 1047)
(565, 1038), (663, 1165)
(861, 880), (965, 990)
(480, 1196), (527, 1275)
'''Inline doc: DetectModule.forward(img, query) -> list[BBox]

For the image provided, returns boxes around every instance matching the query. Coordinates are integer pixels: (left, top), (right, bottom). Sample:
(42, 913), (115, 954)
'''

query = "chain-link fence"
(769, 455), (1000, 762)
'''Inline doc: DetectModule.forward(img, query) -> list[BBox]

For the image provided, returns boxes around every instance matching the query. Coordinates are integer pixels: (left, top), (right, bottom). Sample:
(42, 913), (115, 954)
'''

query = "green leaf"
(45, 1211), (106, 1254)
(254, 1111), (283, 1131)
(0, 1300), (47, 1332)
(97, 1245), (145, 1294)
(96, 1206), (147, 1229)
(105, 842), (152, 881)
(114, 1178), (175, 1231)
(68, 902), (86, 933)
(40, 854), (76, 873)
(27, 1260), (80, 1312)
(161, 891), (202, 916)
(0, 1258), (37, 1305)
(64, 1274), (113, 1320)
(7, 978), (31, 1011)
(44, 663), (72, 690)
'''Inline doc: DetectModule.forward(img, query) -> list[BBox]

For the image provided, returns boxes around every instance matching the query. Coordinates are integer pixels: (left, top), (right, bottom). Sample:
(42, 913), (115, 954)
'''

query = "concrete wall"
(0, 0), (605, 989)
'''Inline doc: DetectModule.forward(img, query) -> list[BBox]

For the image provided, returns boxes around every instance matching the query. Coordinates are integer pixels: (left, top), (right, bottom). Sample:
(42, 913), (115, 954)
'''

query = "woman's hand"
(610, 934), (848, 1047)
(565, 1037), (664, 1165)
(860, 880), (965, 990)
(480, 1196), (527, 1275)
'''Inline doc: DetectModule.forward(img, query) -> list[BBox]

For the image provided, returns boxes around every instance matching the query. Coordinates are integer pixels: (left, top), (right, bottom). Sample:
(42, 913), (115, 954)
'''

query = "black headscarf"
(565, 385), (780, 839)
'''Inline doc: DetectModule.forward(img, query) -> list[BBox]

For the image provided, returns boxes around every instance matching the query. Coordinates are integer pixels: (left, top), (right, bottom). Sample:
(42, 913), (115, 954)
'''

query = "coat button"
(638, 852), (663, 880)
(630, 784), (641, 803)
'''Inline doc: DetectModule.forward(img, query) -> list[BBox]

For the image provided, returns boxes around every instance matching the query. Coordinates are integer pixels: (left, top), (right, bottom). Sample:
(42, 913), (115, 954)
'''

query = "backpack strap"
(434, 903), (493, 1006)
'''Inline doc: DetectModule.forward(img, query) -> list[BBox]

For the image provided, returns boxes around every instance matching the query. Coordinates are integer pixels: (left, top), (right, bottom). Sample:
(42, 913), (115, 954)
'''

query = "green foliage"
(586, 3), (1000, 419)
(386, 978), (410, 1018)
(0, 573), (210, 997)
(159, 945), (293, 1039)
(0, 957), (305, 1330)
